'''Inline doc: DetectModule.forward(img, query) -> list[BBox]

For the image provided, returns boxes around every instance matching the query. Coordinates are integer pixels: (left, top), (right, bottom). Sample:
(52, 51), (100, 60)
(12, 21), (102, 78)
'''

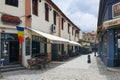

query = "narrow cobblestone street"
(1, 53), (120, 80)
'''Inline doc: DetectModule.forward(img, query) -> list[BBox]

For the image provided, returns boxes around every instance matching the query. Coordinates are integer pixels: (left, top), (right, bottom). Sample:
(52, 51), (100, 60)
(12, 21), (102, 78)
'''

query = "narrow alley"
(1, 53), (120, 80)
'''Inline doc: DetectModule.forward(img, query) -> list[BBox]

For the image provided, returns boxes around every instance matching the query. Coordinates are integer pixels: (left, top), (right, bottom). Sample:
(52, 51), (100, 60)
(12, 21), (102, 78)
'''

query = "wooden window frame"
(32, 0), (38, 16)
(72, 27), (74, 35)
(45, 3), (49, 21)
(75, 30), (77, 37)
(68, 23), (70, 33)
(53, 10), (57, 25)
(5, 0), (18, 7)
(61, 18), (64, 30)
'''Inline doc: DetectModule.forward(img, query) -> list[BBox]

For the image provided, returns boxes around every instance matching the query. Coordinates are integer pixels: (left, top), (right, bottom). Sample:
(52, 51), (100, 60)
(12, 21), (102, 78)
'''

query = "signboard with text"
(1, 14), (21, 25)
(113, 2), (120, 18)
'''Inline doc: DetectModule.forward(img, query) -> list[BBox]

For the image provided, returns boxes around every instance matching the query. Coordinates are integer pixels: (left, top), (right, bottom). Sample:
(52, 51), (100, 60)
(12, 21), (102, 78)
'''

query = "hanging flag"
(16, 26), (24, 43)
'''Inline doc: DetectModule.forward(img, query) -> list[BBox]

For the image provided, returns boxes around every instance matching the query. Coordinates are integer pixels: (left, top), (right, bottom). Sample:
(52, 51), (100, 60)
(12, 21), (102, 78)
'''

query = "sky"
(52, 0), (99, 32)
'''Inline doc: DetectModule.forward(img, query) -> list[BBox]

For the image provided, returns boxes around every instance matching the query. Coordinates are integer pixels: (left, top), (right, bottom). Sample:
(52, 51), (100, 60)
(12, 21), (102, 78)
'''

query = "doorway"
(1, 33), (19, 65)
(52, 44), (58, 61)
(9, 41), (19, 64)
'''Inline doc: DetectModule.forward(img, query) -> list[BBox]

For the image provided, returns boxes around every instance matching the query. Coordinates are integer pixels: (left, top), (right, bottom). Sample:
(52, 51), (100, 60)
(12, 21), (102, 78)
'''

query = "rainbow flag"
(16, 26), (24, 43)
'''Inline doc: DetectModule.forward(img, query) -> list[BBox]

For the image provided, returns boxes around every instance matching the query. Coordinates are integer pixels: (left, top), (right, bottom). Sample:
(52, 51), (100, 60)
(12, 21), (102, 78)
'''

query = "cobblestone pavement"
(1, 53), (120, 80)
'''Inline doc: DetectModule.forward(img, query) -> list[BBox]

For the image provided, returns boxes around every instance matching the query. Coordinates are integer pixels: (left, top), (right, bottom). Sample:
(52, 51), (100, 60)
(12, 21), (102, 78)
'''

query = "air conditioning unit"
(51, 24), (56, 33)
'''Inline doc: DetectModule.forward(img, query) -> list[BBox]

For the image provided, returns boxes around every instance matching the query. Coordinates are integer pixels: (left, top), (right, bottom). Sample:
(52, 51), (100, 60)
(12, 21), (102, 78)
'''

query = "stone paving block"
(1, 53), (120, 80)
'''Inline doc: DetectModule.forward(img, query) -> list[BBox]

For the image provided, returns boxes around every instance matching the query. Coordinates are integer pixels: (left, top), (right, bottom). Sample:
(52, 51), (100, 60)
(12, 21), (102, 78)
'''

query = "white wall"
(31, 0), (80, 42)
(31, 0), (59, 36)
(0, 0), (29, 67)
(61, 20), (69, 39)
(79, 31), (83, 39)
(0, 0), (25, 28)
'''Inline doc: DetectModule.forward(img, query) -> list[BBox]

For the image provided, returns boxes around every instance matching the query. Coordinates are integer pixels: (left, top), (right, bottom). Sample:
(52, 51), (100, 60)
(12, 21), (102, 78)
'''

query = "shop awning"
(29, 28), (69, 44)
(69, 41), (81, 46)
(29, 28), (81, 46)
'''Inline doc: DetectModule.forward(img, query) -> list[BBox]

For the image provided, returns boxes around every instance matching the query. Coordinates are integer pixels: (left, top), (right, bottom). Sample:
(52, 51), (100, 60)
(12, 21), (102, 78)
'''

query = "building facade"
(83, 31), (97, 44)
(82, 31), (98, 52)
(97, 0), (120, 67)
(0, 0), (81, 68)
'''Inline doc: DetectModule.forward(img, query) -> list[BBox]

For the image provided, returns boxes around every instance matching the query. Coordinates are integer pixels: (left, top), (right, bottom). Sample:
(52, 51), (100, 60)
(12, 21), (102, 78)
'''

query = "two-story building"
(82, 31), (98, 52)
(0, 0), (81, 68)
(83, 31), (97, 43)
(98, 0), (120, 67)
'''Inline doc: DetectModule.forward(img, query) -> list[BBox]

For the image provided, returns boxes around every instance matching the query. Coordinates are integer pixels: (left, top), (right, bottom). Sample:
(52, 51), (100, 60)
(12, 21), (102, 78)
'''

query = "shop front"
(0, 14), (22, 66)
(31, 35), (47, 58)
(29, 28), (81, 61)
(104, 28), (120, 67)
(101, 15), (120, 67)
(0, 33), (19, 65)
(51, 44), (58, 61)
(114, 28), (120, 66)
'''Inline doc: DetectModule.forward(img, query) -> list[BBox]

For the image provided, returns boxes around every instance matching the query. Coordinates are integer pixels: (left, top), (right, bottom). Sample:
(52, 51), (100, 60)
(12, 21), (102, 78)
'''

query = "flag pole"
(19, 43), (22, 65)
(16, 26), (24, 65)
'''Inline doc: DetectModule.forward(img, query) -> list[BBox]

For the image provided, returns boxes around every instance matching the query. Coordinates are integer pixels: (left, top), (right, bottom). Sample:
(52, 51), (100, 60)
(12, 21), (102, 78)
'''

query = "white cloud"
(52, 0), (99, 32)
(71, 12), (97, 32)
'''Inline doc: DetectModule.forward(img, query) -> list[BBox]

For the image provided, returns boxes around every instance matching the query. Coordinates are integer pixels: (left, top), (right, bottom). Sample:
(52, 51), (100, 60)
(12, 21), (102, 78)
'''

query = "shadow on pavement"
(96, 57), (120, 80)
(2, 55), (82, 78)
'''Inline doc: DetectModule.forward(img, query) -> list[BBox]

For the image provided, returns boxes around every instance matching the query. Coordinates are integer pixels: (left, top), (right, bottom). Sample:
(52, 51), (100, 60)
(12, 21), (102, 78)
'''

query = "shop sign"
(1, 14), (21, 25)
(103, 18), (120, 28)
(113, 2), (120, 18)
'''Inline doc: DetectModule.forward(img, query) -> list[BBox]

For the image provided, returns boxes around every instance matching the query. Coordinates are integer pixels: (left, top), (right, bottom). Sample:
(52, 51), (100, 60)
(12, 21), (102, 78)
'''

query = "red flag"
(18, 36), (24, 43)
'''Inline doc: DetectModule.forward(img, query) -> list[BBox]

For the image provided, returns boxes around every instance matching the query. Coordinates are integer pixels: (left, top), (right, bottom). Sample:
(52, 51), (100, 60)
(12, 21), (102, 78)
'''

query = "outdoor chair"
(27, 58), (44, 69)
(44, 57), (50, 67)
(27, 58), (36, 69)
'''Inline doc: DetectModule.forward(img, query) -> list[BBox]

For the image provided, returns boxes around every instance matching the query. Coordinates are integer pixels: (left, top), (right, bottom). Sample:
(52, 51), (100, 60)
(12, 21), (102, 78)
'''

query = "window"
(32, 35), (47, 57)
(75, 30), (78, 37)
(61, 18), (64, 30)
(75, 31), (77, 37)
(32, 0), (38, 16)
(88, 38), (90, 41)
(72, 46), (73, 51)
(72, 27), (74, 35)
(68, 23), (70, 33)
(25, 37), (30, 56)
(45, 3), (49, 21)
(59, 44), (60, 51)
(32, 41), (40, 58)
(103, 33), (107, 56)
(5, 0), (18, 7)
(53, 10), (57, 25)
(61, 44), (64, 54)
(77, 30), (79, 37)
